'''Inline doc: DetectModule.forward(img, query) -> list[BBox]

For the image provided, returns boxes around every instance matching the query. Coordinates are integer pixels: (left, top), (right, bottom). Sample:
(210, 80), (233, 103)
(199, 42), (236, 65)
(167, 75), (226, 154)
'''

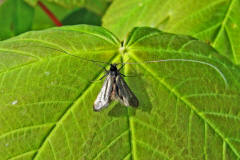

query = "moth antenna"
(22, 45), (109, 70)
(124, 58), (228, 87)
(116, 58), (130, 71)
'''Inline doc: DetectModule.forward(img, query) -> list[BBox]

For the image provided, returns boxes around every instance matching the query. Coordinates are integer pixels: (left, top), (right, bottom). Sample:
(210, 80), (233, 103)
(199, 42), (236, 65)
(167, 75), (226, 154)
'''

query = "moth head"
(110, 63), (118, 71)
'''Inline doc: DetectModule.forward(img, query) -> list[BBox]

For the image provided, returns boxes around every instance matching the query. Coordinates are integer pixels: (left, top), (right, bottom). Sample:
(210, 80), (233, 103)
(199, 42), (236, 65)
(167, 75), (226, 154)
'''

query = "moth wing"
(93, 75), (113, 111)
(116, 75), (139, 107)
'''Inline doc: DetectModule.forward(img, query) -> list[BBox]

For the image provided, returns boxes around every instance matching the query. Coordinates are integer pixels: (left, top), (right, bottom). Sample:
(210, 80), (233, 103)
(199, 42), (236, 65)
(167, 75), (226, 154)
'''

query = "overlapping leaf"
(102, 0), (240, 65)
(0, 0), (34, 40)
(0, 25), (240, 160)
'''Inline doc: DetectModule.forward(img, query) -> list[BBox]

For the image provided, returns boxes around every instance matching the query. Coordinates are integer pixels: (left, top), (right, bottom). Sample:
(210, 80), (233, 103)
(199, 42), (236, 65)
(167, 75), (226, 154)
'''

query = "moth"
(93, 63), (138, 111)
(31, 46), (138, 111)
(26, 46), (221, 112)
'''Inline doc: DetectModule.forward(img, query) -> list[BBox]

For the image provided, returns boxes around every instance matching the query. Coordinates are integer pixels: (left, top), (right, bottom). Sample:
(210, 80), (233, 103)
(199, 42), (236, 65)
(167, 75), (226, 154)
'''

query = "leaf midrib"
(212, 0), (237, 64)
(212, 0), (235, 46)
(31, 53), (119, 160)
(131, 54), (240, 158)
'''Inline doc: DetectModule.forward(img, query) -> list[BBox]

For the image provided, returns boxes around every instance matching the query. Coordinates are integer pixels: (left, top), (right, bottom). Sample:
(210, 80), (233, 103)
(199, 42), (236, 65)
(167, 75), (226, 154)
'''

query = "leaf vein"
(202, 111), (240, 121)
(225, 25), (238, 64)
(131, 54), (240, 158)
(212, 0), (236, 46)
(136, 139), (170, 160)
(122, 152), (131, 160)
(54, 28), (119, 46)
(92, 129), (129, 160)
(7, 149), (37, 160)
(169, 0), (226, 31)
(184, 92), (240, 98)
(0, 123), (55, 140)
(134, 118), (174, 143)
(48, 140), (57, 160)
(204, 122), (208, 160)
(32, 54), (119, 159)
(0, 48), (40, 59)
(62, 125), (73, 159)
(188, 110), (194, 156)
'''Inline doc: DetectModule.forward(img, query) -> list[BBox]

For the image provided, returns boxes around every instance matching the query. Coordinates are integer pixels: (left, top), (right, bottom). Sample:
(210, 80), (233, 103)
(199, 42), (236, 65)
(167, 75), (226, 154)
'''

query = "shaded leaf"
(31, 0), (77, 30)
(0, 25), (240, 160)
(0, 0), (34, 40)
(84, 0), (110, 16)
(62, 8), (101, 26)
(102, 0), (240, 64)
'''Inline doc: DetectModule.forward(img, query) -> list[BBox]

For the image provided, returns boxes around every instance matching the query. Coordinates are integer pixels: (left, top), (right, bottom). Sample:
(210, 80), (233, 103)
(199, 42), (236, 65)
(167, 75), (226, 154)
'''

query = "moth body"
(93, 64), (138, 111)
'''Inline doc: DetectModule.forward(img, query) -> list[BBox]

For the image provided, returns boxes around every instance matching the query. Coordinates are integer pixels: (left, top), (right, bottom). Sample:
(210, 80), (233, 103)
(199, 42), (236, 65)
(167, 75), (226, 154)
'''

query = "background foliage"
(103, 0), (240, 65)
(0, 0), (240, 160)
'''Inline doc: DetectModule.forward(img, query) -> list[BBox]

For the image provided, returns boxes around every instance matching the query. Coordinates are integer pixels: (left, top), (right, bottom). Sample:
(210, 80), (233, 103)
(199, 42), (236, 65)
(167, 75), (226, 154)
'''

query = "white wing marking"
(93, 74), (113, 111)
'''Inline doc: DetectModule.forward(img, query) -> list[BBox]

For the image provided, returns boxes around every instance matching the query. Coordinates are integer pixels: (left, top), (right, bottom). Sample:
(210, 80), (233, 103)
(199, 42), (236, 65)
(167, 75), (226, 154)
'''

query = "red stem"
(38, 1), (62, 26)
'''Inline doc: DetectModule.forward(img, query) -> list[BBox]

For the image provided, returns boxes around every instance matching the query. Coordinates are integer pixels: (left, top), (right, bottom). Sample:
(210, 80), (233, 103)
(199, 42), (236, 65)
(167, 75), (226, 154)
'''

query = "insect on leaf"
(103, 0), (240, 65)
(0, 25), (240, 159)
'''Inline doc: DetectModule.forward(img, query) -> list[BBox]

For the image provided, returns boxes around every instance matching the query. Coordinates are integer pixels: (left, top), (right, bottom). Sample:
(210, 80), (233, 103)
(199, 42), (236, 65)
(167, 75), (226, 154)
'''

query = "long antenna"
(26, 45), (109, 71)
(125, 58), (228, 87)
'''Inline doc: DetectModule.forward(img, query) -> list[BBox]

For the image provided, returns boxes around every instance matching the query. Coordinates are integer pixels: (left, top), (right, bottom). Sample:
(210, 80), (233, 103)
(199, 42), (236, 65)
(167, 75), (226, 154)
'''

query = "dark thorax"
(109, 64), (119, 100)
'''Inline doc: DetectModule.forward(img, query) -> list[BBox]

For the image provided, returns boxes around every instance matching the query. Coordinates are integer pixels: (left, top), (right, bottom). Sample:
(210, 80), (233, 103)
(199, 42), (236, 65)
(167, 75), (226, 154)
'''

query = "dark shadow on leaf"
(127, 73), (153, 113)
(62, 8), (101, 26)
(108, 103), (136, 117)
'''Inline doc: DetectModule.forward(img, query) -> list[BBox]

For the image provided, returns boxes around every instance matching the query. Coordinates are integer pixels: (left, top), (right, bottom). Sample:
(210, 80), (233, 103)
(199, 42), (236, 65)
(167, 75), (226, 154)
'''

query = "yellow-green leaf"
(0, 25), (240, 160)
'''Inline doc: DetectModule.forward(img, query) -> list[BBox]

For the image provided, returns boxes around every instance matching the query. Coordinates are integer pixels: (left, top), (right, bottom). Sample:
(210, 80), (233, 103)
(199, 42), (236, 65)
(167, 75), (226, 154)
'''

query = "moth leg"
(99, 72), (108, 80)
(117, 57), (130, 71)
(90, 72), (108, 82)
(98, 67), (109, 80)
(89, 79), (105, 82)
(120, 73), (126, 77)
(120, 73), (139, 77)
(118, 63), (126, 72)
(103, 67), (108, 73)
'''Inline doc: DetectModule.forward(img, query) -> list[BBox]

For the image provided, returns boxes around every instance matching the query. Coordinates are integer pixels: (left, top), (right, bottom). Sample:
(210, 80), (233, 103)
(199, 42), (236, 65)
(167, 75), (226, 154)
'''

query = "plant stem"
(38, 1), (62, 26)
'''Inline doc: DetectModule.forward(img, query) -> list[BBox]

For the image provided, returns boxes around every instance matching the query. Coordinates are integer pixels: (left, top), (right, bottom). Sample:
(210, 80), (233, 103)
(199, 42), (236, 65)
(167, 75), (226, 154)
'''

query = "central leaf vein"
(32, 54), (119, 159)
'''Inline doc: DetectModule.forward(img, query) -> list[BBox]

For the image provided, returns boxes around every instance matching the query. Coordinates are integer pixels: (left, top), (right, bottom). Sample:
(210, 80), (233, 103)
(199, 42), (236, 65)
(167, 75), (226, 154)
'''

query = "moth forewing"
(93, 64), (139, 112)
(116, 75), (139, 107)
(93, 75), (113, 111)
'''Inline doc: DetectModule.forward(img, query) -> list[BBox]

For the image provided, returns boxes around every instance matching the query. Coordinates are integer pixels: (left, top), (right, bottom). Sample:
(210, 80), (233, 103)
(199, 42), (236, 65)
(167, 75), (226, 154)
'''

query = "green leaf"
(62, 8), (101, 26)
(32, 0), (104, 30)
(0, 25), (240, 159)
(84, 0), (110, 16)
(102, 0), (240, 65)
(0, 0), (34, 40)
(31, 0), (77, 30)
(25, 0), (109, 15)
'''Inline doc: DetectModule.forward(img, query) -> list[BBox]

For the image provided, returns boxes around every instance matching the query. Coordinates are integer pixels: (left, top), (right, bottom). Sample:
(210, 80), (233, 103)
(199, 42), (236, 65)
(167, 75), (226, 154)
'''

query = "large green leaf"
(0, 0), (34, 40)
(102, 0), (240, 65)
(0, 25), (240, 160)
